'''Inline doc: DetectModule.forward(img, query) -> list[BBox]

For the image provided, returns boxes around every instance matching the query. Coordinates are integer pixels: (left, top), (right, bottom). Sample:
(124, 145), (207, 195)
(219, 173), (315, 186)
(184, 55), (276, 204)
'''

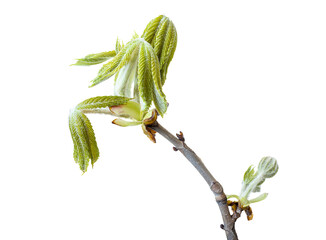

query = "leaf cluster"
(228, 157), (279, 207)
(69, 96), (131, 173)
(69, 15), (178, 173)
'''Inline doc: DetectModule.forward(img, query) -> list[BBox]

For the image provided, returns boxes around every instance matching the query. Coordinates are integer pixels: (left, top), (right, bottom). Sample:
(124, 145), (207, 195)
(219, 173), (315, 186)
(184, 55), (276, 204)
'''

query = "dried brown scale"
(227, 200), (254, 221)
(143, 109), (158, 125)
(142, 109), (158, 143)
(176, 131), (185, 142)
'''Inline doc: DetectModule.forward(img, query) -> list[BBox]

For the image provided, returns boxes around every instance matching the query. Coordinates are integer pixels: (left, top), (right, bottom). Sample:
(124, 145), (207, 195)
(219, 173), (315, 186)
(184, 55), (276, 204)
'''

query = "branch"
(149, 121), (238, 240)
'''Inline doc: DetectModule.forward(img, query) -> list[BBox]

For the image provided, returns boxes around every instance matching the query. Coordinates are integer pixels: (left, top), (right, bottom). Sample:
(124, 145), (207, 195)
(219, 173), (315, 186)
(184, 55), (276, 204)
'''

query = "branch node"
(210, 182), (225, 199)
(220, 224), (225, 230)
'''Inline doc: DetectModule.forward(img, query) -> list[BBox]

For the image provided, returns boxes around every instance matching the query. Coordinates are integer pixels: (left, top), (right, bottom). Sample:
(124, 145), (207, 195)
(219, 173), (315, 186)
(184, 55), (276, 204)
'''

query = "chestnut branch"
(148, 121), (238, 240)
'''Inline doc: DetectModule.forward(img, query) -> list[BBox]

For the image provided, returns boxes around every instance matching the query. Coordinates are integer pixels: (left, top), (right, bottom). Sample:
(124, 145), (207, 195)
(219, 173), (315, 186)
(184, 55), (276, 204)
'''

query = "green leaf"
(110, 101), (141, 121)
(160, 21), (174, 67)
(227, 195), (240, 201)
(242, 165), (256, 188)
(115, 37), (124, 53)
(247, 193), (268, 206)
(152, 17), (169, 58)
(113, 53), (138, 98)
(141, 15), (177, 85)
(69, 109), (99, 173)
(76, 96), (131, 110)
(132, 32), (139, 40)
(160, 22), (177, 85)
(238, 157), (278, 206)
(72, 51), (116, 66)
(137, 43), (153, 116)
(141, 15), (165, 43)
(90, 39), (140, 87)
(149, 47), (167, 116)
(112, 118), (141, 127)
(80, 37), (168, 117)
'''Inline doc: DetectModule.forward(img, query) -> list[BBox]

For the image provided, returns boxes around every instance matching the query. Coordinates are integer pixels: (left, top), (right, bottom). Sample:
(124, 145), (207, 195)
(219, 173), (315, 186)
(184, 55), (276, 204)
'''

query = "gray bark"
(149, 122), (238, 240)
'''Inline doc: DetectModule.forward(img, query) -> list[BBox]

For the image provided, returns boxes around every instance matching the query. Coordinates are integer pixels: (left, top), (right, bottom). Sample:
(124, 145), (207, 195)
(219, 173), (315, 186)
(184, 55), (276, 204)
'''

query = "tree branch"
(149, 121), (238, 240)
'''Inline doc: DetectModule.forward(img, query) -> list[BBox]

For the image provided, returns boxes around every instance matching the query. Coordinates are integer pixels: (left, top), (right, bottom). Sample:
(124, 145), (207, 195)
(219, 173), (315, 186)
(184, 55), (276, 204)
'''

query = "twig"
(148, 121), (238, 240)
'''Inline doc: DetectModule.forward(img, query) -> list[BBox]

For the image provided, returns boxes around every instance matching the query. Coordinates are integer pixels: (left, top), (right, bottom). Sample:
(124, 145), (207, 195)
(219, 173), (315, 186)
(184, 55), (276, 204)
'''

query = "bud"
(227, 157), (279, 208)
(258, 156), (279, 178)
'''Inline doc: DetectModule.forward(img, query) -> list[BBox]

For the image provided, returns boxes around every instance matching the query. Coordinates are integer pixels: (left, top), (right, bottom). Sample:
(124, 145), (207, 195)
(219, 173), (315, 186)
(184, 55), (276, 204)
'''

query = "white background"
(1, 0), (325, 239)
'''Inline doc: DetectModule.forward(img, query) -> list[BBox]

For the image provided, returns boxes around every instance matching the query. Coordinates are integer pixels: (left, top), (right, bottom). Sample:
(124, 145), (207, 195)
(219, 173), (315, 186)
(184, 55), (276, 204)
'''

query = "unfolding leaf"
(115, 38), (124, 53)
(142, 15), (165, 43)
(239, 157), (278, 206)
(112, 118), (141, 127)
(137, 43), (153, 116)
(90, 40), (140, 87)
(69, 109), (99, 172)
(248, 193), (268, 206)
(149, 48), (167, 116)
(228, 157), (278, 209)
(72, 51), (116, 66)
(109, 101), (141, 121)
(76, 96), (130, 110)
(113, 54), (138, 98)
(141, 15), (177, 85)
(80, 35), (169, 117)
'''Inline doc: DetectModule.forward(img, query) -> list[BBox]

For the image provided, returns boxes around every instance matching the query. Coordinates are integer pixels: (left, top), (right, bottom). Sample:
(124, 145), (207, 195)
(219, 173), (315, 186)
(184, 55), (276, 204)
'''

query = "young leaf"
(141, 15), (177, 85)
(69, 109), (99, 172)
(149, 47), (167, 116)
(115, 38), (124, 53)
(72, 51), (116, 66)
(138, 43), (153, 116)
(240, 157), (278, 204)
(229, 157), (278, 208)
(152, 17), (169, 58)
(78, 36), (169, 117)
(109, 101), (141, 121)
(90, 40), (140, 87)
(142, 15), (165, 43)
(112, 118), (141, 127)
(113, 54), (138, 98)
(76, 96), (131, 110)
(248, 193), (268, 205)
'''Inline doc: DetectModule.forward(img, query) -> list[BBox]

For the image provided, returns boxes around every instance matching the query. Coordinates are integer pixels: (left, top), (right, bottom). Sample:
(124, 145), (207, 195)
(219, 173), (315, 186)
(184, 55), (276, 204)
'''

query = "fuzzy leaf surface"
(141, 15), (177, 85)
(69, 109), (99, 172)
(76, 96), (130, 110)
(72, 51), (116, 66)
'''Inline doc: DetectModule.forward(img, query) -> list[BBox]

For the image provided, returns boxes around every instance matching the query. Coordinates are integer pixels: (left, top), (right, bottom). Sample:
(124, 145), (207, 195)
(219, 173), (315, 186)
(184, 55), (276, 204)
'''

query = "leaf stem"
(149, 121), (238, 240)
